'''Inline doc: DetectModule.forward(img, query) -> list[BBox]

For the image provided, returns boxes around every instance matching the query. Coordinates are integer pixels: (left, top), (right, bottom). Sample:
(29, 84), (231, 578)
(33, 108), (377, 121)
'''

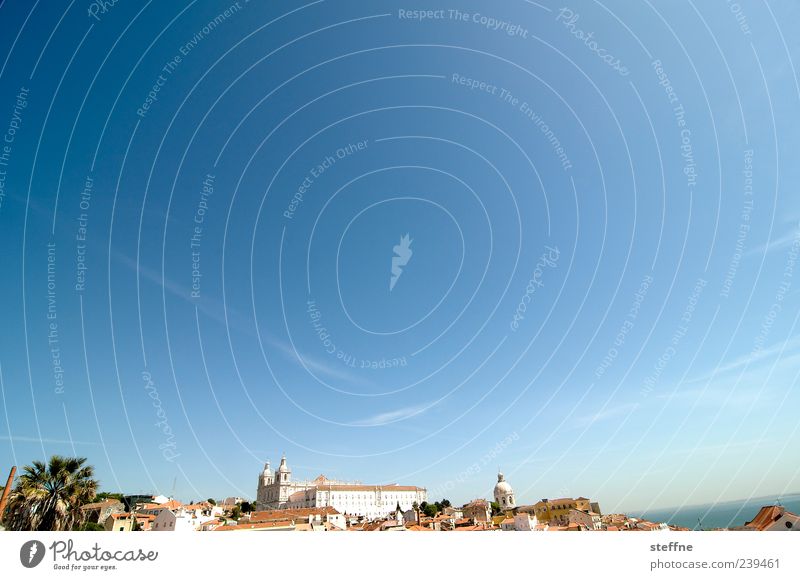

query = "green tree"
(206, 498), (216, 505)
(231, 505), (242, 520)
(490, 501), (502, 516)
(440, 499), (452, 508)
(94, 492), (124, 502)
(421, 502), (438, 518)
(77, 522), (104, 531)
(4, 456), (98, 531)
(240, 500), (254, 513)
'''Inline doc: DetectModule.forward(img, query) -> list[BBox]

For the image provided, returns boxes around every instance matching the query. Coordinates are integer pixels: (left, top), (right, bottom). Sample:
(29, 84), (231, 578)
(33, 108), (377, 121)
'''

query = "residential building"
(104, 513), (135, 532)
(462, 499), (491, 523)
(513, 513), (541, 531)
(568, 509), (602, 530)
(80, 499), (125, 526)
(744, 506), (800, 531)
(243, 506), (346, 531)
(521, 497), (598, 526)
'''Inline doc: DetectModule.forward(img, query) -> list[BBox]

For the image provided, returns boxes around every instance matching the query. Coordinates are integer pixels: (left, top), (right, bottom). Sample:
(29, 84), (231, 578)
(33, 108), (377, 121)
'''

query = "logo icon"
(390, 234), (413, 291)
(20, 540), (46, 568)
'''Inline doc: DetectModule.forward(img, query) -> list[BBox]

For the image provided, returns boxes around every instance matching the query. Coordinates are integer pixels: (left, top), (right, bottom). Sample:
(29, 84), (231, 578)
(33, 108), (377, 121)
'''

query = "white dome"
(494, 480), (514, 495)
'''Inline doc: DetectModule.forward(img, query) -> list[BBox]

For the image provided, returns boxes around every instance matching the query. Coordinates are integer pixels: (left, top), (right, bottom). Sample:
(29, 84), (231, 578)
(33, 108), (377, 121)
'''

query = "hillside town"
(5, 455), (794, 533)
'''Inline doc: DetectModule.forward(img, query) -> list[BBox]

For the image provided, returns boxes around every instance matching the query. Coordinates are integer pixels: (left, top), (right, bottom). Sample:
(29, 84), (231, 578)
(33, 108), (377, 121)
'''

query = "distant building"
(743, 506), (800, 531)
(568, 508), (602, 530)
(520, 497), (598, 526)
(462, 499), (491, 523)
(255, 455), (426, 519)
(104, 513), (135, 532)
(513, 513), (541, 531)
(80, 499), (125, 526)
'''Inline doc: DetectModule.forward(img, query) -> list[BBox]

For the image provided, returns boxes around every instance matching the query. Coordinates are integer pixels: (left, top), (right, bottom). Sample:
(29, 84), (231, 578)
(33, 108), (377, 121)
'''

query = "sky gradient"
(1, 0), (799, 515)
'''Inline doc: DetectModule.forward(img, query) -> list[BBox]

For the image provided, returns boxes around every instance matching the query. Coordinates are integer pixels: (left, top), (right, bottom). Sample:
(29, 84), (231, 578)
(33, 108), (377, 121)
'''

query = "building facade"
(256, 456), (427, 520)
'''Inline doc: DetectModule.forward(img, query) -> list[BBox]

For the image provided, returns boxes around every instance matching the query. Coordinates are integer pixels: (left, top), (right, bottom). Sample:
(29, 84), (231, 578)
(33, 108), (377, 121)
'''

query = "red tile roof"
(214, 520), (294, 531)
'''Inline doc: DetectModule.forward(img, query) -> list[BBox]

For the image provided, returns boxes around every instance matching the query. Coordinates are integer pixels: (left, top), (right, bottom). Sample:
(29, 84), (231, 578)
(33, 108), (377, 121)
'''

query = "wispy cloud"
(112, 251), (370, 386)
(348, 402), (431, 427)
(271, 340), (372, 386)
(0, 435), (102, 446)
(693, 336), (800, 382)
(574, 402), (639, 428)
(745, 226), (800, 257)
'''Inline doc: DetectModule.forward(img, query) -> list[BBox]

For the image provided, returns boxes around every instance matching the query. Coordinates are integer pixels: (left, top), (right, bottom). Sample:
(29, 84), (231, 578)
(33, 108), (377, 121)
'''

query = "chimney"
(0, 466), (16, 520)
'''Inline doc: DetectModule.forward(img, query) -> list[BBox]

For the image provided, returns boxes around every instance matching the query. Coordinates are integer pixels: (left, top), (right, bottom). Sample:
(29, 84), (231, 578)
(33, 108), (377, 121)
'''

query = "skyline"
(1, 0), (800, 516)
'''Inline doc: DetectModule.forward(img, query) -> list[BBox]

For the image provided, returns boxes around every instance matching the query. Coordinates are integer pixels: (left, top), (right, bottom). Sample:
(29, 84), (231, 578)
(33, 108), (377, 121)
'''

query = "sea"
(635, 492), (800, 530)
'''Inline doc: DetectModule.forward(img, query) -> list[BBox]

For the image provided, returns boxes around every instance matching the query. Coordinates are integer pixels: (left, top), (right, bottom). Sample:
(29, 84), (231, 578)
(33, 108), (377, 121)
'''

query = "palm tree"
(3, 456), (98, 531)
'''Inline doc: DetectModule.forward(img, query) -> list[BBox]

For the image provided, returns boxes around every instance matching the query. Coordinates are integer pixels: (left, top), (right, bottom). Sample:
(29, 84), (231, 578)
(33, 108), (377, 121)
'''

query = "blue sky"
(1, 0), (799, 514)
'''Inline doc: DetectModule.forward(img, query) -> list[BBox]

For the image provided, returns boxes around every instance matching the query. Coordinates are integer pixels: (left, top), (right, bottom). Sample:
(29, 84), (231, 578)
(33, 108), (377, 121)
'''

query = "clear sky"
(0, 0), (799, 514)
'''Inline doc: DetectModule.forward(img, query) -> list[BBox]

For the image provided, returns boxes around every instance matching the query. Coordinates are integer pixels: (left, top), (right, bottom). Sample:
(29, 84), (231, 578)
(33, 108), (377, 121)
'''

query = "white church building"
(494, 471), (516, 510)
(256, 456), (427, 520)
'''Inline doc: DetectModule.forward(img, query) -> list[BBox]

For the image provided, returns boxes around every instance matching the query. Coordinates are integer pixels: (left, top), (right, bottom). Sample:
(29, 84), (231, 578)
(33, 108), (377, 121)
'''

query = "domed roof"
(494, 480), (514, 495)
(277, 455), (290, 473)
(494, 472), (514, 495)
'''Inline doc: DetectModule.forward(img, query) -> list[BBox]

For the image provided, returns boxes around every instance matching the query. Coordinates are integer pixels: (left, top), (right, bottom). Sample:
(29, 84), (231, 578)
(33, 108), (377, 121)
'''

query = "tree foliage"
(4, 456), (98, 531)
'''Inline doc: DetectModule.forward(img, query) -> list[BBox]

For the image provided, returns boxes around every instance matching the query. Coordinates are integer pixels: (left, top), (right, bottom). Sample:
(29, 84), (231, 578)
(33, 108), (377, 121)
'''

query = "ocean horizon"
(635, 493), (800, 530)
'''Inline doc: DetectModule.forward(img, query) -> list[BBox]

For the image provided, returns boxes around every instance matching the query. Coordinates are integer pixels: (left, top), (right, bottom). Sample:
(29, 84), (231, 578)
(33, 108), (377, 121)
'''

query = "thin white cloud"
(112, 251), (370, 386)
(349, 402), (430, 427)
(0, 435), (102, 446)
(745, 226), (800, 257)
(574, 402), (639, 428)
(693, 336), (800, 382)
